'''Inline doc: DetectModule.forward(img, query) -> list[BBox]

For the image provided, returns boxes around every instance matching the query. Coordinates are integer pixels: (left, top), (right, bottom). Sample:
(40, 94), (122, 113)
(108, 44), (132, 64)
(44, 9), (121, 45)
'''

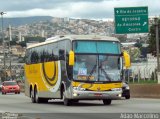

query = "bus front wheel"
(62, 90), (72, 106)
(103, 99), (112, 105)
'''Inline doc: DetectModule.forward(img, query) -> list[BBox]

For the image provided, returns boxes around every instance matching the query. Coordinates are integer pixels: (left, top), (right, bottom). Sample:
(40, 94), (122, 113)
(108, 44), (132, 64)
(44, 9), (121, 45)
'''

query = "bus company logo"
(97, 87), (101, 91)
(42, 61), (58, 86)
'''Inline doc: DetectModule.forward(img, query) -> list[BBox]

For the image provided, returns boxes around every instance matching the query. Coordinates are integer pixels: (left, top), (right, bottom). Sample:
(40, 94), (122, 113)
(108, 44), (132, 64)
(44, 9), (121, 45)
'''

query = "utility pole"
(155, 17), (160, 83)
(0, 12), (6, 81)
(155, 17), (159, 71)
(8, 25), (12, 78)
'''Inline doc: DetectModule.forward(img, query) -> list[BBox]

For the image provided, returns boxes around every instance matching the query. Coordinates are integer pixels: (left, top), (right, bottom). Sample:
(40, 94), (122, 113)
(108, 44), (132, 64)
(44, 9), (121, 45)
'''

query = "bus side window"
(30, 48), (34, 64)
(59, 49), (65, 60)
(36, 46), (41, 63)
(65, 40), (73, 79)
(53, 42), (58, 61)
(40, 46), (45, 62)
(30, 48), (39, 64)
(58, 40), (66, 60)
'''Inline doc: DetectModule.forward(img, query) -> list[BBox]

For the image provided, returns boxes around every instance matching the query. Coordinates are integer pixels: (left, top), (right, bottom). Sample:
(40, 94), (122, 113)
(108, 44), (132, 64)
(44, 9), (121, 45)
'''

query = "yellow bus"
(24, 35), (130, 106)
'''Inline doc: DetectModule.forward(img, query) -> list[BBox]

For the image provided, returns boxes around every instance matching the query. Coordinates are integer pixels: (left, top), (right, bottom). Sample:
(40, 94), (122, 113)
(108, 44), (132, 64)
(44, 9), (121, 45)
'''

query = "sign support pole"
(155, 17), (160, 83)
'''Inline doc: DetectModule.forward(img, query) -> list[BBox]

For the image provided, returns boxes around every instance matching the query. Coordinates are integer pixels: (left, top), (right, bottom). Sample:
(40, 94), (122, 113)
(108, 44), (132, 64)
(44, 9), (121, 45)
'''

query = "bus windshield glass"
(73, 40), (122, 82)
(73, 40), (120, 54)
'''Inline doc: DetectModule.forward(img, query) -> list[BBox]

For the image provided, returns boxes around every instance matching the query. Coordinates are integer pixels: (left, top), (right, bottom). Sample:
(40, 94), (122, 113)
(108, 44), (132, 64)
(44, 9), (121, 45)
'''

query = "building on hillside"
(11, 45), (26, 57)
(121, 42), (136, 48)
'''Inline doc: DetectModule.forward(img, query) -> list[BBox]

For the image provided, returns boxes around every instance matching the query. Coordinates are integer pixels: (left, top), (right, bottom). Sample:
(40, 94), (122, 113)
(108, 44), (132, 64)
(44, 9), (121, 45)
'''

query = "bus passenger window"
(59, 49), (65, 60)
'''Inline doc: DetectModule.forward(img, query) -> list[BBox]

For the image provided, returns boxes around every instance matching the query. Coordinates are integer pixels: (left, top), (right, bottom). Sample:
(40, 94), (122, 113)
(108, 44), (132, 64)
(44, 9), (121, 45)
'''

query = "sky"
(0, 0), (160, 19)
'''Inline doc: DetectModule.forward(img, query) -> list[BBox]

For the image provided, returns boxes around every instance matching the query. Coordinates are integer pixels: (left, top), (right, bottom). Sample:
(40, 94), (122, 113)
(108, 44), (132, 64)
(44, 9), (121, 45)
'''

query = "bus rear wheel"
(39, 98), (48, 103)
(103, 99), (112, 105)
(35, 87), (48, 103)
(35, 87), (40, 103)
(31, 89), (35, 103)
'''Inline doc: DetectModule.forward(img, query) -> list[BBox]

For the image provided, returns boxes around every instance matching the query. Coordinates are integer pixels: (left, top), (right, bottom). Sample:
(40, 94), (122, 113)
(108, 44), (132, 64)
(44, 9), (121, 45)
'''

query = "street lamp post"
(0, 12), (6, 81)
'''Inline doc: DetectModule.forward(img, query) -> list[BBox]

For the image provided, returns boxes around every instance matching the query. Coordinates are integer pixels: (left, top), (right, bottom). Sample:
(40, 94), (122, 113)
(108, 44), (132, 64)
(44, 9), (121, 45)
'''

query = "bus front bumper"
(71, 90), (122, 100)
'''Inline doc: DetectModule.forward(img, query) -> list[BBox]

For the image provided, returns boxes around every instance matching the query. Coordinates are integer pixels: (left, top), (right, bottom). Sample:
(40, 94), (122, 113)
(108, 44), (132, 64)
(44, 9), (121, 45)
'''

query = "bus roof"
(27, 35), (120, 49)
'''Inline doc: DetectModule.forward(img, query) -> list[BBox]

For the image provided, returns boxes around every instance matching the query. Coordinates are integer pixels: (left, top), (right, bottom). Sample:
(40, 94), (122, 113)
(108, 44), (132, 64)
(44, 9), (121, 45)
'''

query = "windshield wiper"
(86, 64), (97, 81)
(99, 63), (111, 81)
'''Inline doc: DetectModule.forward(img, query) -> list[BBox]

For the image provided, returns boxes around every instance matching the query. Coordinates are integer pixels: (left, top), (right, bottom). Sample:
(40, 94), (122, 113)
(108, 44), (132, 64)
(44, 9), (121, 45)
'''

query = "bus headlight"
(118, 94), (122, 97)
(73, 87), (78, 90)
(73, 87), (86, 91)
(126, 86), (130, 90)
(73, 93), (78, 97)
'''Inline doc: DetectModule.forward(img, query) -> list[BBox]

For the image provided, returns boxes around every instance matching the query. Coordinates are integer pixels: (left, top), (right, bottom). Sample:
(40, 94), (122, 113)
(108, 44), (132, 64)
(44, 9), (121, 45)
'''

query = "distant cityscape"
(0, 16), (157, 64)
(0, 16), (158, 81)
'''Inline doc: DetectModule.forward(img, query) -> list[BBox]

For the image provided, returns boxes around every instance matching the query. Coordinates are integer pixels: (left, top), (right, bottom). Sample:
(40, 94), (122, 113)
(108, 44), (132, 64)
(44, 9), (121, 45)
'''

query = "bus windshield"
(73, 40), (122, 82)
(73, 55), (121, 82)
(73, 40), (120, 54)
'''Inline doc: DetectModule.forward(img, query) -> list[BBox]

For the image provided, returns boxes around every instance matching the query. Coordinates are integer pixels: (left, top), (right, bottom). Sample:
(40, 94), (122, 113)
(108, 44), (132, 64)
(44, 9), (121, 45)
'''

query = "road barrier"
(129, 84), (160, 98)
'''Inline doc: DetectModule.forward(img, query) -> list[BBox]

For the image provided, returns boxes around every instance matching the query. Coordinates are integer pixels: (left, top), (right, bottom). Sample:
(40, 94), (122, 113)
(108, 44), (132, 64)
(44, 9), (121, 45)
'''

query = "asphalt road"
(0, 93), (160, 119)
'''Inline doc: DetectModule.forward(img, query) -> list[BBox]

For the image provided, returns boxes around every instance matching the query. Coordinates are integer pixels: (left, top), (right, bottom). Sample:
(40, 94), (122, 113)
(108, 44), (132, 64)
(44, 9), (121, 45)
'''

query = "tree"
(134, 42), (142, 48)
(25, 36), (45, 42)
(116, 35), (127, 42)
(147, 18), (160, 55)
(10, 40), (17, 46)
(0, 70), (8, 82)
(18, 41), (26, 47)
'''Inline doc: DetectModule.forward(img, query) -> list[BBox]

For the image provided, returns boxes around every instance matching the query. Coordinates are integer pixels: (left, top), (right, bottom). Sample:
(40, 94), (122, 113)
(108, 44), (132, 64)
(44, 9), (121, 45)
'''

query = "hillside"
(0, 16), (53, 28)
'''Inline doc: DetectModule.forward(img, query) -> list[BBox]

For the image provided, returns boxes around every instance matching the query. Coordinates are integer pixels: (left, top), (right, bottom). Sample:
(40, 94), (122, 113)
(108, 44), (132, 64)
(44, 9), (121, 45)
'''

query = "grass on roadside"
(128, 79), (158, 84)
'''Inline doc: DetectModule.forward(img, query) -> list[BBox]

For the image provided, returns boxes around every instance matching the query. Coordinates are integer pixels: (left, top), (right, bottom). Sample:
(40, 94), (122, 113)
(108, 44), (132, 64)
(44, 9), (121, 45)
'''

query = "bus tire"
(72, 100), (79, 103)
(39, 98), (48, 103)
(35, 87), (48, 103)
(31, 89), (35, 103)
(64, 98), (71, 106)
(125, 95), (130, 99)
(103, 99), (112, 105)
(35, 87), (41, 103)
(35, 87), (39, 103)
(62, 89), (71, 106)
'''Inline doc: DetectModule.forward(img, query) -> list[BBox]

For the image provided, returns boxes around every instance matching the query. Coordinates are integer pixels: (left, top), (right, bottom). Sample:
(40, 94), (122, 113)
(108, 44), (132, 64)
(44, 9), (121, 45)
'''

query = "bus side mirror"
(123, 51), (131, 69)
(69, 50), (75, 66)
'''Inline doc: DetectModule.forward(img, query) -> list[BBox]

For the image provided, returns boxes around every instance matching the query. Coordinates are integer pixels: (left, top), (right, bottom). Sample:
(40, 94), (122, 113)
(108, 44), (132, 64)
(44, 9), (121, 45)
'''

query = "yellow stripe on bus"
(72, 81), (122, 91)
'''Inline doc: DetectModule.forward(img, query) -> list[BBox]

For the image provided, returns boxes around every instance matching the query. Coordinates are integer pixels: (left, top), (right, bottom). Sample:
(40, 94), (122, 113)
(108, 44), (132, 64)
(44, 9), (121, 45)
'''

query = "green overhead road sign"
(114, 6), (148, 34)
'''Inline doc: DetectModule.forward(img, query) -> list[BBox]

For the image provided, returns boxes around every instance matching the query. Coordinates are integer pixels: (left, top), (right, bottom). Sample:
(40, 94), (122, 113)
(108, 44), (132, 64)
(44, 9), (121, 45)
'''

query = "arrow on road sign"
(143, 22), (147, 26)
